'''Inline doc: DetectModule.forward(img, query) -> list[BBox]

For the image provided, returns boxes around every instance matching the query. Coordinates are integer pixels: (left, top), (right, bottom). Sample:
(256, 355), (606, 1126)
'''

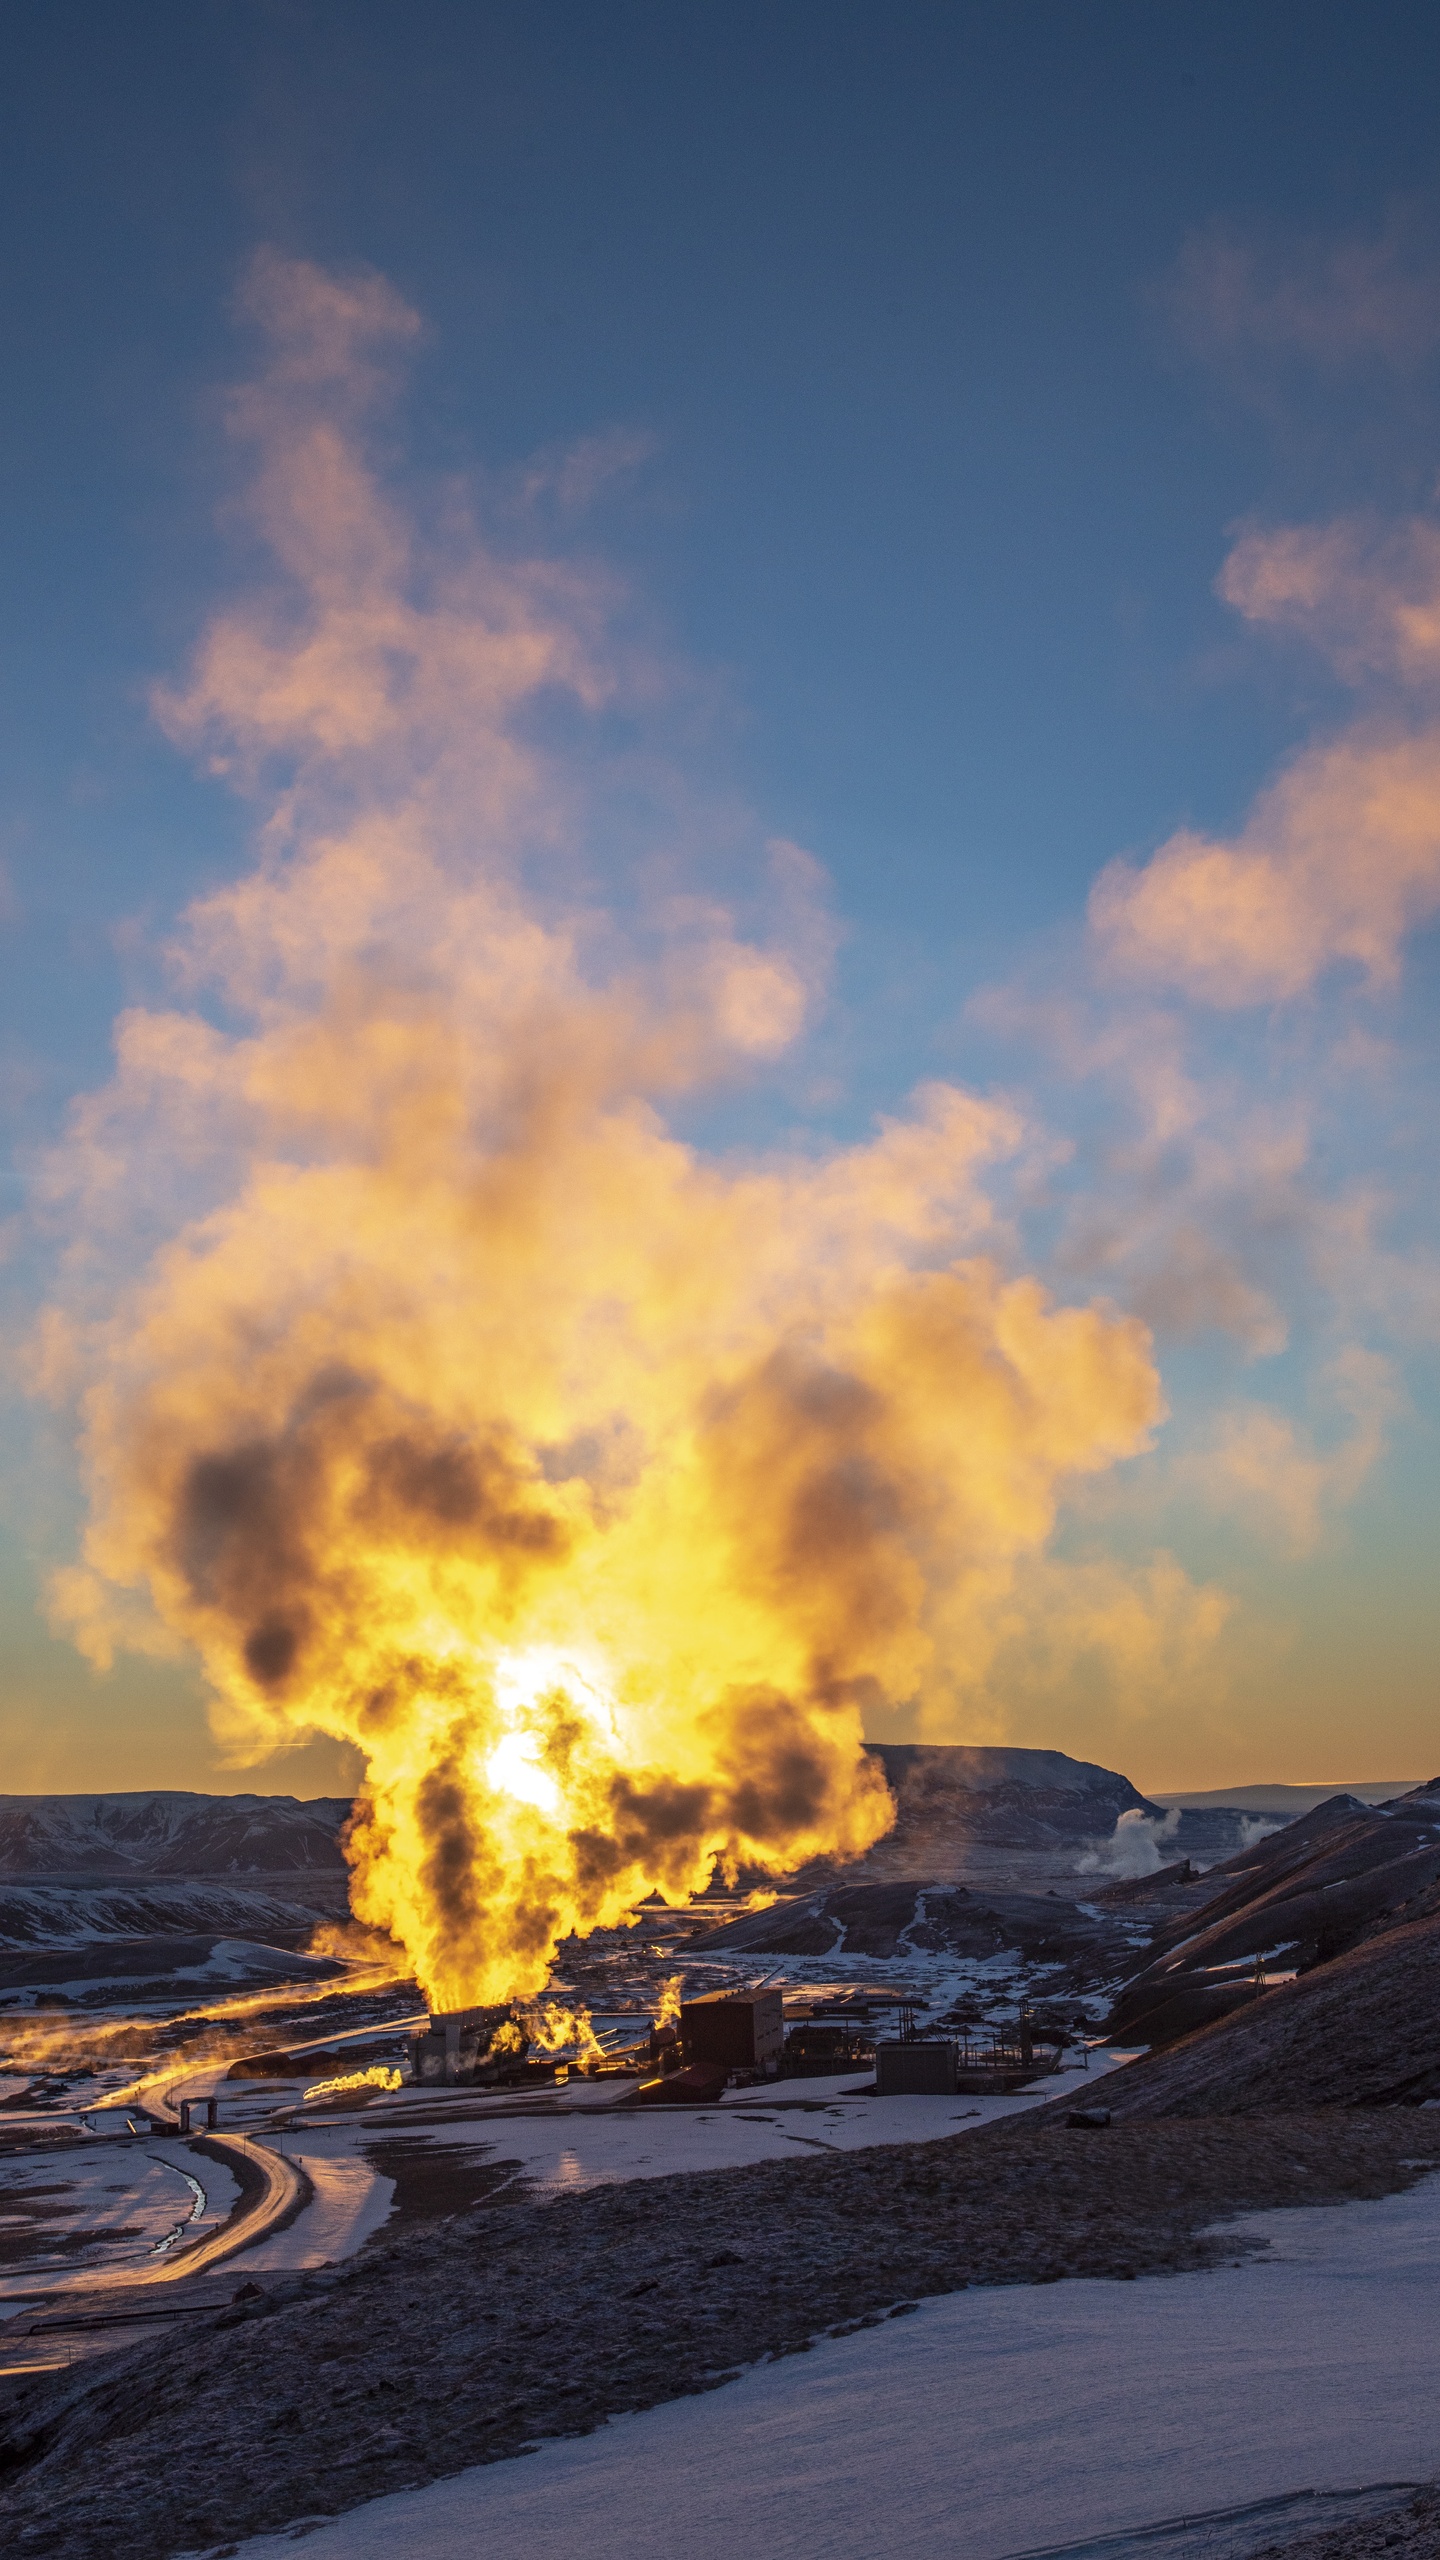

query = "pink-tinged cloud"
(1091, 494), (1440, 1003)
(1164, 213), (1440, 372)
(1091, 496), (1440, 1003)
(154, 252), (613, 839)
(1090, 727), (1440, 1005)
(1221, 515), (1440, 688)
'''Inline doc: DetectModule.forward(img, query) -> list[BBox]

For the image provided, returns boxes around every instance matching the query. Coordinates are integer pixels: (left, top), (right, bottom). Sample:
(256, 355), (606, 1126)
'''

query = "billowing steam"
(41, 256), (1162, 2011)
(1078, 1805), (1182, 1880)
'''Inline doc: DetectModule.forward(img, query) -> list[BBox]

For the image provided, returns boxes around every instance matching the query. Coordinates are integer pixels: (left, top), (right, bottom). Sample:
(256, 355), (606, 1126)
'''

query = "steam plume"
(42, 257), (1161, 2010)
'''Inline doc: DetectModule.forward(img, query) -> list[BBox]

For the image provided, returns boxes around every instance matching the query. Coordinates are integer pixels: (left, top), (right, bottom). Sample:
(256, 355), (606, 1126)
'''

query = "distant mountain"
(1149, 1782), (1421, 1814)
(0, 1755), (1263, 1920)
(0, 1792), (350, 1880)
(794, 1744), (1165, 1884)
(0, 1760), (1173, 1902)
(867, 1744), (1158, 1833)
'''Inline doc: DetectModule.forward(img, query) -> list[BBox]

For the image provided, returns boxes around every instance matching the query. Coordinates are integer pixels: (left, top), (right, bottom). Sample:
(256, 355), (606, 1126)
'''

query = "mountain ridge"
(0, 1791), (350, 1879)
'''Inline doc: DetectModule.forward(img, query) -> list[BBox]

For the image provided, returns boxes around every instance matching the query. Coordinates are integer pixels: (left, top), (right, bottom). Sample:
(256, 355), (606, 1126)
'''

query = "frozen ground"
(0, 2135), (241, 2303)
(236, 2142), (396, 2270)
(0, 2052), (1126, 2290)
(151, 2051), (1121, 2272)
(219, 2172), (1440, 2560)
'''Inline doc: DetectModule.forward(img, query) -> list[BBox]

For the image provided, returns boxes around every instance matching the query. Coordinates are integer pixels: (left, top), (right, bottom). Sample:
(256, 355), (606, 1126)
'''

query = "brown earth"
(359, 2137), (523, 2229)
(0, 2108), (1437, 2560)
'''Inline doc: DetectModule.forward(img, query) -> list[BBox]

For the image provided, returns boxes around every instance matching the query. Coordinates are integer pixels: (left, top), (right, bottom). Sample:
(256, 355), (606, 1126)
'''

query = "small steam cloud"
(303, 2063), (402, 2101)
(39, 256), (1163, 2013)
(1078, 1804), (1182, 1880)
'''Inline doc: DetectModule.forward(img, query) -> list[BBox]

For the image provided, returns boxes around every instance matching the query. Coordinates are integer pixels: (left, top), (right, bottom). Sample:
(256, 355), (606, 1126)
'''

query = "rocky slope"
(0, 1929), (347, 2001)
(1096, 1902), (1440, 2116)
(686, 1876), (1141, 1989)
(1107, 1781), (1440, 2048)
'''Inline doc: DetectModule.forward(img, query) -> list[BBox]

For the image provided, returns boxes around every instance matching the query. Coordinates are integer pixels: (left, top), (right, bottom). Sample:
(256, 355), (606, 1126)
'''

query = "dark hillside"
(1098, 1904), (1440, 2115)
(1107, 1783), (1440, 2049)
(0, 1795), (348, 1880)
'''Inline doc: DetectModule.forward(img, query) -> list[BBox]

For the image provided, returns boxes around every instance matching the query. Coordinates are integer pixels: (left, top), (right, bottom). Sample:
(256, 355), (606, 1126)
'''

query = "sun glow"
(483, 1647), (619, 1818)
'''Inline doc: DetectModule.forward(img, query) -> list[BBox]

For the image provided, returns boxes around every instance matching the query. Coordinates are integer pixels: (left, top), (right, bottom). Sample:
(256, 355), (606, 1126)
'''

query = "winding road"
(81, 2071), (315, 2285)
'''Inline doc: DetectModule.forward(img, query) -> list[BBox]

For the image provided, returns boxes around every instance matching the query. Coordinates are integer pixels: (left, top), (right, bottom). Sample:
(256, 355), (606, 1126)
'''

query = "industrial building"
(781, 2019), (875, 2076)
(679, 1988), (784, 2079)
(409, 2006), (511, 2086)
(874, 2040), (959, 2095)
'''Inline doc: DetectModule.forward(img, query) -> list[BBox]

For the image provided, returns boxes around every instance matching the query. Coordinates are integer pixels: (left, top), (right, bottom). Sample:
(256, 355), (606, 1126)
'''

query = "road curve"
(168, 2132), (312, 2276)
(94, 2132), (314, 2288)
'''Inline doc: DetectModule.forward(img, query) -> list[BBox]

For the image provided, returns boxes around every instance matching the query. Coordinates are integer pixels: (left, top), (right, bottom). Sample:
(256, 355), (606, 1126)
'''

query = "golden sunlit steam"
(43, 254), (1163, 2016)
(515, 2000), (605, 2061)
(303, 2064), (403, 2101)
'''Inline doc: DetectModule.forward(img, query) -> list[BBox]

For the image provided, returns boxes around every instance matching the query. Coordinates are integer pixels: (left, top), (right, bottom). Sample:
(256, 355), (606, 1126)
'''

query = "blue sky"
(3, 4), (1438, 1798)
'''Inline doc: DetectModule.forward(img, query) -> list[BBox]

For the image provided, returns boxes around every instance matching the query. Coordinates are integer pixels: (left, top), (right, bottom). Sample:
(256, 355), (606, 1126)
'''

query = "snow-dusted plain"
(236, 2142), (396, 2270)
(219, 2174), (1440, 2560)
(0, 2053), (1124, 2297)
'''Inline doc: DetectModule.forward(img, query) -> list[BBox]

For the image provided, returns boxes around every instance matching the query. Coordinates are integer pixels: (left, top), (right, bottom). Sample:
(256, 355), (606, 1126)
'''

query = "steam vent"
(409, 2006), (513, 2086)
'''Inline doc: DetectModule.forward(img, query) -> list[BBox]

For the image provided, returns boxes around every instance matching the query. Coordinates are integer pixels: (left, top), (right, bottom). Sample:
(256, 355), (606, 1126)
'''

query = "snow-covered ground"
(365, 2052), (1118, 2197)
(236, 2140), (396, 2269)
(0, 2136), (241, 2304)
(218, 2172), (1440, 2560)
(0, 2053), (1123, 2289)
(155, 2049), (1120, 2275)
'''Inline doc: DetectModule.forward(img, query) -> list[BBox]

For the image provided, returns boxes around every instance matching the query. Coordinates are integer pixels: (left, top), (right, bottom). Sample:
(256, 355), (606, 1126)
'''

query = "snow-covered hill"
(0, 1792), (349, 1878)
(0, 1928), (348, 1997)
(0, 1877), (349, 1951)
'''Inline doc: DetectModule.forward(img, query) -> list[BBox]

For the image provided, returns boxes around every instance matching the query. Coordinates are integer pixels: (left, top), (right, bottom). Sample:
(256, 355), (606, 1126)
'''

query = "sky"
(2, 1), (1438, 1801)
